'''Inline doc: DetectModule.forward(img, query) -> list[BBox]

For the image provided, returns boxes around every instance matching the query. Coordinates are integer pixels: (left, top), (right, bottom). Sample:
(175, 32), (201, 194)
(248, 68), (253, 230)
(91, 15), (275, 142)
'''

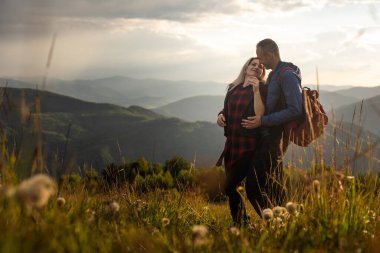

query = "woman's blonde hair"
(228, 57), (265, 91)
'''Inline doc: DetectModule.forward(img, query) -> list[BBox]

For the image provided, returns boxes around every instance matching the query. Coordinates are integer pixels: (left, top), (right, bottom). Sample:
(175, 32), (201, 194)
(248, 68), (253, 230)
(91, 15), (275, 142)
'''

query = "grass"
(0, 166), (379, 253)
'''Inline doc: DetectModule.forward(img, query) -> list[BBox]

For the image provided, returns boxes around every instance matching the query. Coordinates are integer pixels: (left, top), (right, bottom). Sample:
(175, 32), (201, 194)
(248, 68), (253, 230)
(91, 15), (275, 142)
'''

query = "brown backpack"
(278, 66), (328, 147)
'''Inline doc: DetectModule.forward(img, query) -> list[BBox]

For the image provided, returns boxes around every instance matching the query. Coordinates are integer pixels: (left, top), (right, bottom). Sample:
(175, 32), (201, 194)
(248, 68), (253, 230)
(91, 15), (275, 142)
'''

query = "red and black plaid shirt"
(219, 84), (267, 168)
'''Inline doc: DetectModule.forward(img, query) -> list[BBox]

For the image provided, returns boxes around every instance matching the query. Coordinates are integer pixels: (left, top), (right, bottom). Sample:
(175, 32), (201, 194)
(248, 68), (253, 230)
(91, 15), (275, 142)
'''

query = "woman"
(216, 57), (267, 226)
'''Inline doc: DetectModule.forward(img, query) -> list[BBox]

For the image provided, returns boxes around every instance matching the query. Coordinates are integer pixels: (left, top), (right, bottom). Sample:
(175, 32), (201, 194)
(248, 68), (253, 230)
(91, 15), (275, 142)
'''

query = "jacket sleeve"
(261, 72), (303, 127)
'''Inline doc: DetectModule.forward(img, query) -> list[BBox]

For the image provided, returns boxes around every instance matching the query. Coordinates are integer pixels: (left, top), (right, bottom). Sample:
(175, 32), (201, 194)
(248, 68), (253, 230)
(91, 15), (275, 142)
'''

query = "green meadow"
(1, 153), (379, 252)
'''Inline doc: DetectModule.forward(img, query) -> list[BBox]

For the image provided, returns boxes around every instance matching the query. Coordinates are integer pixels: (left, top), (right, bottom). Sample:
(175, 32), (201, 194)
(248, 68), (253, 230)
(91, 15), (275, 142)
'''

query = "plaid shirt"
(217, 83), (267, 168)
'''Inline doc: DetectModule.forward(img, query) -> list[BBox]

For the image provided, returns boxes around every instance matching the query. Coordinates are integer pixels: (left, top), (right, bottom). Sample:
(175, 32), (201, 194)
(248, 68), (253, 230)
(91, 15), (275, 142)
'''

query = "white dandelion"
(285, 202), (297, 215)
(262, 208), (273, 221)
(15, 174), (56, 210)
(230, 226), (240, 236)
(272, 206), (286, 218)
(192, 225), (209, 246)
(312, 180), (320, 195)
(57, 197), (66, 207)
(106, 201), (120, 214)
(162, 217), (170, 227)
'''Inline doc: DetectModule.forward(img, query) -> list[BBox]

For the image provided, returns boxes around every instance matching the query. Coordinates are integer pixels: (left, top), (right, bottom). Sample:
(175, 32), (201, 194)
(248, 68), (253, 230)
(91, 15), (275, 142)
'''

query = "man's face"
(256, 46), (270, 69)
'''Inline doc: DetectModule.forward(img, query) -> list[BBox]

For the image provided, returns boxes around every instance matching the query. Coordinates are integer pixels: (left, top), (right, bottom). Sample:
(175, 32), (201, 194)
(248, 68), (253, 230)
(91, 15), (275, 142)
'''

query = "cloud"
(0, 0), (251, 38)
(0, 0), (244, 22)
(368, 3), (379, 22)
(1, 0), (378, 38)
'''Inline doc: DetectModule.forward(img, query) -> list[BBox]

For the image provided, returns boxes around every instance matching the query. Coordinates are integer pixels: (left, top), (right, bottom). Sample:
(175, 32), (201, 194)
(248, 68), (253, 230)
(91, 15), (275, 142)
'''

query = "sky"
(0, 0), (380, 87)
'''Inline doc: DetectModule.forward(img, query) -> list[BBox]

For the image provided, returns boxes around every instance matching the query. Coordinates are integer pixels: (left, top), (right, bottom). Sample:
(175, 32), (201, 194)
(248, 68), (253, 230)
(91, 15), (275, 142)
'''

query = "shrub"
(164, 156), (191, 177)
(131, 157), (151, 177)
(60, 173), (82, 191)
(102, 163), (127, 187)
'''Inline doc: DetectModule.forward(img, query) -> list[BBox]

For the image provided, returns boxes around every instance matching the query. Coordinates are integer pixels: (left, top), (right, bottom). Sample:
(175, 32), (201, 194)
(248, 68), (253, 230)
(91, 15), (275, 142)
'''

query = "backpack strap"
(276, 65), (301, 88)
(275, 65), (301, 111)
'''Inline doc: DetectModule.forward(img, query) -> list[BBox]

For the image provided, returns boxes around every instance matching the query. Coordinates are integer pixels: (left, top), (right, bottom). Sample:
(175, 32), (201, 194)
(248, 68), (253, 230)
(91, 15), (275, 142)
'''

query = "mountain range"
(0, 77), (226, 109)
(152, 90), (364, 123)
(0, 87), (225, 177)
(1, 86), (379, 177)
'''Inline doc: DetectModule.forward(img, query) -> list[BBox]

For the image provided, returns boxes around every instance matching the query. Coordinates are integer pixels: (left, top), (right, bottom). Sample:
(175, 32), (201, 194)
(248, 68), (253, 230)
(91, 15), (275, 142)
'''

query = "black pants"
(224, 153), (254, 225)
(224, 129), (288, 224)
(248, 128), (289, 215)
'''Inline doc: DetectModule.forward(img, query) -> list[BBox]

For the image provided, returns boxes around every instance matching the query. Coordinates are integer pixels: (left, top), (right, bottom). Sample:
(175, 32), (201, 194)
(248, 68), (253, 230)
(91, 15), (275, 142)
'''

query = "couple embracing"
(217, 38), (303, 226)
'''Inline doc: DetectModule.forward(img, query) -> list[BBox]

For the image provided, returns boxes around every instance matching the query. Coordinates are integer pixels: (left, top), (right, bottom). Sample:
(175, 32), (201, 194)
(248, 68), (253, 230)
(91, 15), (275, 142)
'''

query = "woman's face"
(245, 58), (264, 78)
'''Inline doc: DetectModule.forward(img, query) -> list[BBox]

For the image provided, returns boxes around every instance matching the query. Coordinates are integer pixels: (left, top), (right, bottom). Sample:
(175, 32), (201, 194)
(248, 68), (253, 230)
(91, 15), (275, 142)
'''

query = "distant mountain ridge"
(332, 86), (380, 100)
(153, 90), (361, 123)
(1, 76), (373, 109)
(1, 87), (379, 176)
(0, 76), (227, 109)
(0, 87), (224, 176)
(329, 94), (380, 135)
(154, 95), (224, 122)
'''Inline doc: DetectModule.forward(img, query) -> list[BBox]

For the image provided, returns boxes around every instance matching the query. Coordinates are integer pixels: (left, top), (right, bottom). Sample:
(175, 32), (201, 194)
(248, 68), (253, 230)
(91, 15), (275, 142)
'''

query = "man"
(241, 38), (303, 215)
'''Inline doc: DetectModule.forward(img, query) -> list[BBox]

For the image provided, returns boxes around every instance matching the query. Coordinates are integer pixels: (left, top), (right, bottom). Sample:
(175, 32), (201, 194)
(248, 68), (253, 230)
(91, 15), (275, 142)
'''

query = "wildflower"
(86, 209), (96, 224)
(312, 180), (320, 194)
(106, 201), (120, 214)
(299, 204), (305, 213)
(368, 210), (376, 220)
(272, 217), (284, 227)
(237, 186), (244, 193)
(162, 217), (170, 227)
(15, 174), (56, 210)
(57, 197), (66, 207)
(230, 226), (240, 236)
(338, 180), (344, 192)
(151, 227), (160, 236)
(272, 206), (286, 218)
(335, 172), (345, 180)
(262, 208), (273, 221)
(134, 199), (147, 211)
(192, 225), (208, 246)
(286, 202), (297, 215)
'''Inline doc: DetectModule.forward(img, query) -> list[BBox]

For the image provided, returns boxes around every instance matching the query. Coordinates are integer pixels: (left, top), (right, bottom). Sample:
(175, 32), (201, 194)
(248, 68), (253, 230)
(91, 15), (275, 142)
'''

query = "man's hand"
(217, 114), (226, 127)
(241, 115), (261, 129)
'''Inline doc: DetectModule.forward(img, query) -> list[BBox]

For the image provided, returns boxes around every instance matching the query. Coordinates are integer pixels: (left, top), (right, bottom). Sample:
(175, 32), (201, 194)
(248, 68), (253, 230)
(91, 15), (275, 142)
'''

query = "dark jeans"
(248, 127), (289, 215)
(224, 153), (254, 225)
(224, 128), (289, 224)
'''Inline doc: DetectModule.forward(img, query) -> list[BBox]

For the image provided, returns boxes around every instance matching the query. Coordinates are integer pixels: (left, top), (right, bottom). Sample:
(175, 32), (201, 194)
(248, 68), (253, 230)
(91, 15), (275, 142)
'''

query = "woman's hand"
(246, 76), (260, 92)
(217, 114), (226, 127)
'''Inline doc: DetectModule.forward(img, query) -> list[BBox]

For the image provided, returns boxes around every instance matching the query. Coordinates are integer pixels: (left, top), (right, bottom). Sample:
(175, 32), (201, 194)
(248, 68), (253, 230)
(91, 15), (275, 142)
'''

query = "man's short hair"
(257, 39), (280, 57)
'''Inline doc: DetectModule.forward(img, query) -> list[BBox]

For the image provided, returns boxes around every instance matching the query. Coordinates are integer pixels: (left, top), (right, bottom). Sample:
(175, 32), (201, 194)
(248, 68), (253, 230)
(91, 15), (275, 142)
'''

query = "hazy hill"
(1, 87), (378, 176)
(0, 87), (224, 176)
(154, 95), (224, 122)
(153, 91), (360, 123)
(328, 94), (380, 135)
(318, 90), (360, 111)
(313, 84), (353, 91)
(0, 77), (227, 109)
(333, 86), (380, 100)
(2, 76), (365, 111)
